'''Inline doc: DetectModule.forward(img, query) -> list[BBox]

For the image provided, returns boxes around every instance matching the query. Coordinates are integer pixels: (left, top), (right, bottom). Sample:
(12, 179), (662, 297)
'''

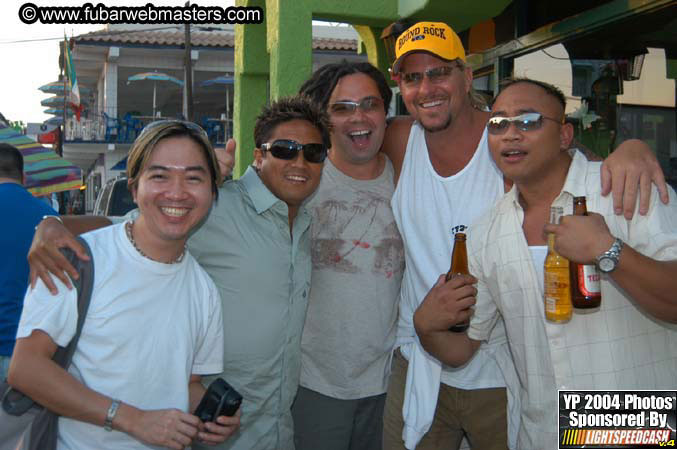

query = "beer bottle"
(544, 207), (572, 323)
(570, 197), (602, 308)
(446, 232), (470, 332)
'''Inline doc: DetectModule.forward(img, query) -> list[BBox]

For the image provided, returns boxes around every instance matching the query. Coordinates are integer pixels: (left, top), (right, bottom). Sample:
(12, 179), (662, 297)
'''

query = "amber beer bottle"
(446, 232), (470, 332)
(544, 207), (572, 323)
(570, 197), (602, 308)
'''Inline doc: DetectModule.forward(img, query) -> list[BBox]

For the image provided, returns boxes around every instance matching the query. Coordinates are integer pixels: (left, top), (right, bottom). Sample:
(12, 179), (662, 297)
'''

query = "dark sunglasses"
(261, 139), (328, 164)
(138, 119), (209, 140)
(487, 112), (563, 135)
(329, 97), (385, 116)
(400, 65), (459, 86)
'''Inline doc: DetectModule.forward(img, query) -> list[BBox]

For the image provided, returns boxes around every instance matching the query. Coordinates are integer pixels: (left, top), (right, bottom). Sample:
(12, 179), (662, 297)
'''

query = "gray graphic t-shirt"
(301, 156), (404, 399)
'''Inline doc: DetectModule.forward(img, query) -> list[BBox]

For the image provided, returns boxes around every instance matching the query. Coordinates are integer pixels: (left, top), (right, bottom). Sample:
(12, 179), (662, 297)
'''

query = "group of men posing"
(7, 20), (676, 450)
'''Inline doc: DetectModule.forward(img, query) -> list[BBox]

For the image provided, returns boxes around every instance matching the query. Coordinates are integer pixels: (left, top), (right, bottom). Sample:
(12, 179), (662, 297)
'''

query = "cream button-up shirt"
(467, 151), (677, 449)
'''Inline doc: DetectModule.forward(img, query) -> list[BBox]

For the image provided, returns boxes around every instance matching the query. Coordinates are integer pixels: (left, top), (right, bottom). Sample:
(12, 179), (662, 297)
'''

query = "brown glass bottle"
(569, 197), (602, 309)
(446, 232), (470, 332)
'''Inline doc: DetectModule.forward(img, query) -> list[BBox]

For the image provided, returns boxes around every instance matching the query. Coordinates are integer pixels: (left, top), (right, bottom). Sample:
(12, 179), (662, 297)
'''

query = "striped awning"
(0, 125), (82, 196)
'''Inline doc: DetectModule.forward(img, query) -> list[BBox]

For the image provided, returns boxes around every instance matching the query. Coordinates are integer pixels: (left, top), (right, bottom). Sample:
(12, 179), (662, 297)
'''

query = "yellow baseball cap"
(392, 22), (466, 74)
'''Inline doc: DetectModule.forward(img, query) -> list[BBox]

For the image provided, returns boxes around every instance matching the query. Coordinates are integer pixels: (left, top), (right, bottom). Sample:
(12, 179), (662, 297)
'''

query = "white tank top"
(391, 121), (506, 389)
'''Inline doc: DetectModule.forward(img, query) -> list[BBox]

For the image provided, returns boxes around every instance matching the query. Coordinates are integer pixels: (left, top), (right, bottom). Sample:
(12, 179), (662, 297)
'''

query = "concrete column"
(234, 0), (269, 177)
(103, 47), (119, 118)
(266, 0), (313, 99)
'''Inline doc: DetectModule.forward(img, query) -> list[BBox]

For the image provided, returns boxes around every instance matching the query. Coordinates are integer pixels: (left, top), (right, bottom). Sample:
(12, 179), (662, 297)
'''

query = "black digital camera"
(194, 378), (243, 422)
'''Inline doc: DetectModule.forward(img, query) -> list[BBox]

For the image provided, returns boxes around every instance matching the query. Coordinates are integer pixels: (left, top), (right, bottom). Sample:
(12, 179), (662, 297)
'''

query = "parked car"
(93, 177), (136, 217)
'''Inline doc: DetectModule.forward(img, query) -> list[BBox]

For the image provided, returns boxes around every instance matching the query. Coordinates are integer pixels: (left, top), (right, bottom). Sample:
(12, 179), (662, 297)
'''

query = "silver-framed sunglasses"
(487, 112), (563, 135)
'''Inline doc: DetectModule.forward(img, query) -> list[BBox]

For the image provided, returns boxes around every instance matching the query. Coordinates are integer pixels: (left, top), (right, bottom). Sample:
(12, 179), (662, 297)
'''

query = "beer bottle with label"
(570, 196), (602, 309)
(544, 207), (572, 323)
(446, 232), (470, 332)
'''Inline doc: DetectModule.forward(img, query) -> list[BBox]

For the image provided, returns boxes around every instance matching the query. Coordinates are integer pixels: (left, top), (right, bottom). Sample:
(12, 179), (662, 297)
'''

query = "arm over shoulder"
(383, 116), (414, 184)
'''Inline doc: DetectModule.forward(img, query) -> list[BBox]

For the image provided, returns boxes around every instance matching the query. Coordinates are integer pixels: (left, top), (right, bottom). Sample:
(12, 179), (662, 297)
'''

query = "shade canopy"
(38, 81), (91, 95)
(111, 155), (127, 171)
(200, 75), (234, 87)
(44, 108), (73, 116)
(40, 96), (65, 107)
(127, 71), (184, 116)
(0, 125), (82, 195)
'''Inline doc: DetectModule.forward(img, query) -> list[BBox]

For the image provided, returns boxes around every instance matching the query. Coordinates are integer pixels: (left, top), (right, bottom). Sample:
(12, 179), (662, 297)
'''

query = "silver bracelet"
(35, 215), (63, 231)
(103, 399), (121, 432)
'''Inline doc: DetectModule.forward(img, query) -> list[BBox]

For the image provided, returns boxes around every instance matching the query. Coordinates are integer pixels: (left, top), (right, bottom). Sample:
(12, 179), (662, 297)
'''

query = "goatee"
(421, 114), (453, 133)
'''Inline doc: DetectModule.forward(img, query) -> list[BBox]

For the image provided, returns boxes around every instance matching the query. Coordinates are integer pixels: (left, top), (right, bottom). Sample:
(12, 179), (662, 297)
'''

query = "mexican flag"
(64, 36), (83, 120)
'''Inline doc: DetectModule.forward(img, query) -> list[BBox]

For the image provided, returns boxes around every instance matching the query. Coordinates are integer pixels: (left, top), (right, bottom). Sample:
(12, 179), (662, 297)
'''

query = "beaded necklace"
(124, 221), (185, 264)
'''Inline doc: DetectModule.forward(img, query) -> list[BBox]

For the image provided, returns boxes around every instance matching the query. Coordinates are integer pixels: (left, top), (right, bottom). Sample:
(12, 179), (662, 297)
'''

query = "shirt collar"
(507, 149), (587, 209)
(240, 166), (282, 215)
(559, 150), (588, 199)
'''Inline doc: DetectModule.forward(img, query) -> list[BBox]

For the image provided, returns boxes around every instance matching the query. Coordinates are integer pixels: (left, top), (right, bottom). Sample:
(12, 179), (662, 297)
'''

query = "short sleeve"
(468, 249), (500, 342)
(191, 280), (224, 376)
(16, 277), (78, 347)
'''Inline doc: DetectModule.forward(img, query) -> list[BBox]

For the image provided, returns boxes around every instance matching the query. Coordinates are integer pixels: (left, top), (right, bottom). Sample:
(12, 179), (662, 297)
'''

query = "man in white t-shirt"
(413, 78), (677, 449)
(8, 121), (240, 449)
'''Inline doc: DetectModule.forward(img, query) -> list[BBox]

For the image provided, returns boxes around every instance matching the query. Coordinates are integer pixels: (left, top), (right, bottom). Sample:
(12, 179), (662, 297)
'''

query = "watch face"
(599, 256), (615, 272)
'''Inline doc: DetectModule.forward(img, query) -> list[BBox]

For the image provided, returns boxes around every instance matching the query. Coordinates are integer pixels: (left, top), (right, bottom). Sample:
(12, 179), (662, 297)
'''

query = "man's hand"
(196, 408), (241, 446)
(216, 139), (236, 181)
(28, 217), (88, 294)
(128, 408), (202, 450)
(544, 212), (614, 265)
(414, 274), (477, 336)
(601, 139), (669, 219)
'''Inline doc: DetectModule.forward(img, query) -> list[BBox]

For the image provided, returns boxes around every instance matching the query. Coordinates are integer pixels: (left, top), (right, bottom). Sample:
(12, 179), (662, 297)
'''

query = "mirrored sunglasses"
(329, 97), (385, 116)
(400, 65), (458, 86)
(261, 139), (327, 164)
(487, 112), (562, 135)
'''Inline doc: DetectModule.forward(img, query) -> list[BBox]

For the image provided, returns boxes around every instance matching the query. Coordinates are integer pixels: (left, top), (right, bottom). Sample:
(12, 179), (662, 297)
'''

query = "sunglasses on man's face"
(400, 65), (459, 87)
(329, 97), (385, 116)
(487, 112), (562, 135)
(260, 139), (328, 164)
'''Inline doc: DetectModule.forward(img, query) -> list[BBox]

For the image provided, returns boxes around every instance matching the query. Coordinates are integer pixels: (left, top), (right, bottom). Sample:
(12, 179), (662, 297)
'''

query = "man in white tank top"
(380, 21), (670, 450)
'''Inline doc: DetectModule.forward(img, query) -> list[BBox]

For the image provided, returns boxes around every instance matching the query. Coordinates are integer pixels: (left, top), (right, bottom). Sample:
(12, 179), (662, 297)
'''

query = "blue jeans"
(0, 355), (11, 381)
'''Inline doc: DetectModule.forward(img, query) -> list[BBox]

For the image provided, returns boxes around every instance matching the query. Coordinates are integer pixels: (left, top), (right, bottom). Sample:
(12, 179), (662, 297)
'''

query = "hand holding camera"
(193, 378), (242, 444)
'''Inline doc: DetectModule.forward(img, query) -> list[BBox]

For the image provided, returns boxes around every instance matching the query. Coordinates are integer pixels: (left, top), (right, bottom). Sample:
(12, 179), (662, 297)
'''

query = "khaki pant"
(383, 350), (508, 450)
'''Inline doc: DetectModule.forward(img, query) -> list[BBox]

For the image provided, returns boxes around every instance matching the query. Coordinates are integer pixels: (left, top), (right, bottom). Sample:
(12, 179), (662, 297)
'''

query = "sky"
(0, 0), (235, 125)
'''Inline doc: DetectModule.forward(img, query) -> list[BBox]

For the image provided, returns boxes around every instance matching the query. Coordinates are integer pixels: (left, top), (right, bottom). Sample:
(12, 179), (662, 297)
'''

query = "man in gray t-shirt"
(293, 62), (404, 450)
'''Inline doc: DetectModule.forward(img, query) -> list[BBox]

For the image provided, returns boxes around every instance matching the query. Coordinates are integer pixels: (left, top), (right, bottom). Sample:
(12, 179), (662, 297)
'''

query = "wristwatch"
(103, 399), (121, 432)
(596, 238), (624, 273)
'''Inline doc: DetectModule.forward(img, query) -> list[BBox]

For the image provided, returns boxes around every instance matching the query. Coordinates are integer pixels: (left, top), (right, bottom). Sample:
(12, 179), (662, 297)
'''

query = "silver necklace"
(125, 221), (185, 264)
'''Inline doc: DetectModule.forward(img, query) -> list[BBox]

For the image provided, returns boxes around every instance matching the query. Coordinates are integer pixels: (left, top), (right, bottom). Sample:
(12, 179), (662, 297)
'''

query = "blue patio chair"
(102, 112), (121, 142)
(200, 117), (219, 144)
(122, 113), (143, 142)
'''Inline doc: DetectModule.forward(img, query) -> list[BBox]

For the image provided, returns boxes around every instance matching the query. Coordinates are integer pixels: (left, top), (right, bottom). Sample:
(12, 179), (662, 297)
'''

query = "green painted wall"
(234, 0), (267, 176)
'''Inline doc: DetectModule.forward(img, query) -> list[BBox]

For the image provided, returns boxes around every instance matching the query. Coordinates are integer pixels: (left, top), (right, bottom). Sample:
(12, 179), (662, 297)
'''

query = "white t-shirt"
(17, 223), (224, 450)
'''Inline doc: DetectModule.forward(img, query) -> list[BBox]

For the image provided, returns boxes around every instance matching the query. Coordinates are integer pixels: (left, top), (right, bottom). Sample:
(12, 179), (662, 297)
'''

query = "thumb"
(226, 138), (236, 158)
(434, 274), (447, 287)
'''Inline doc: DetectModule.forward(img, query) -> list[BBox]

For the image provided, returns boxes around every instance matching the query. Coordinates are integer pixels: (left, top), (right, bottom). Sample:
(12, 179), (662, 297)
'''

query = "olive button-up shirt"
(189, 167), (312, 450)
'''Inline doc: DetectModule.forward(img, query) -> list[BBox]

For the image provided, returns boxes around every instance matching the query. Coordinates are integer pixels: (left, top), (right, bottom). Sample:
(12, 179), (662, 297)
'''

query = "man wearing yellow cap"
(380, 21), (670, 450)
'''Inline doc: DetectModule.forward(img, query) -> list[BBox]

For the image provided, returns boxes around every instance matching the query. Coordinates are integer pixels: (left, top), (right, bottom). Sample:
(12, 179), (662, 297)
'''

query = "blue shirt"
(188, 167), (312, 450)
(0, 182), (56, 356)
